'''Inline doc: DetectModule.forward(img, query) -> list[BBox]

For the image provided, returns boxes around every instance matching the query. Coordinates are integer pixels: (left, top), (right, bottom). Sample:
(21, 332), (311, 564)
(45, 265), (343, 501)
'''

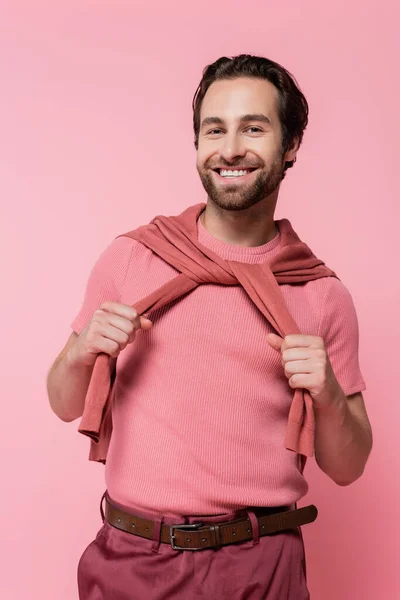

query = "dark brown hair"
(192, 54), (309, 171)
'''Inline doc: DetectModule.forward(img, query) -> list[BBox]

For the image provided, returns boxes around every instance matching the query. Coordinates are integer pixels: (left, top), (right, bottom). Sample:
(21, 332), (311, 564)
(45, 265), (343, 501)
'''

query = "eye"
(246, 126), (263, 133)
(207, 128), (224, 135)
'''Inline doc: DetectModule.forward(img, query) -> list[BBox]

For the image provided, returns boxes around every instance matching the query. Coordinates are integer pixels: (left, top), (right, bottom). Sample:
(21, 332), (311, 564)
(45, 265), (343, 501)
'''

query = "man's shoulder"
(106, 232), (153, 259)
(88, 234), (157, 281)
(317, 275), (360, 332)
(289, 276), (357, 322)
(322, 275), (355, 305)
(300, 274), (353, 299)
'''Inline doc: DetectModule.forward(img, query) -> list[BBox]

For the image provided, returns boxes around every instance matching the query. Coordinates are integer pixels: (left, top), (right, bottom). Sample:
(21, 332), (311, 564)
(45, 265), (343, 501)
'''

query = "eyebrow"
(200, 113), (272, 129)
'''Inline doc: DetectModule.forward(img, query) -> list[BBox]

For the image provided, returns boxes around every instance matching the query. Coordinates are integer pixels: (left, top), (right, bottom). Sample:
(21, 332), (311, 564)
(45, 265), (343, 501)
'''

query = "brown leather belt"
(104, 496), (318, 551)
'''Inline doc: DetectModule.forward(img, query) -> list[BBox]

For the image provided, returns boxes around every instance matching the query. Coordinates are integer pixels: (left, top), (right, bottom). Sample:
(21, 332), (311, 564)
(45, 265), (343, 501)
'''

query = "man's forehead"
(200, 77), (279, 121)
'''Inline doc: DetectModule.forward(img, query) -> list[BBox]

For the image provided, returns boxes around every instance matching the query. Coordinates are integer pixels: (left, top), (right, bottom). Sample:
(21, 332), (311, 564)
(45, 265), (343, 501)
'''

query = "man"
(47, 54), (372, 599)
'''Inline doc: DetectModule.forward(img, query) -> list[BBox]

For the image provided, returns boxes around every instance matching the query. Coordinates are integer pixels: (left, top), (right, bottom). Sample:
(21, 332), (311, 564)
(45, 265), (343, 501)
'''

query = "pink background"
(1, 1), (398, 598)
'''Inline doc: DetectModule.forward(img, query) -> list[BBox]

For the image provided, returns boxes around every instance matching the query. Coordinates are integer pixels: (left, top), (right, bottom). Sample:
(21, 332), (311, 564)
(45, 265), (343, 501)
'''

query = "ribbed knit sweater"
(71, 215), (366, 516)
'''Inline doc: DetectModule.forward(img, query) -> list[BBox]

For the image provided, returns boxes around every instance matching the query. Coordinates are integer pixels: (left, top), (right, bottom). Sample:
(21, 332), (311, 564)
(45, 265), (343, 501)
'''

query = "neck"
(200, 191), (279, 247)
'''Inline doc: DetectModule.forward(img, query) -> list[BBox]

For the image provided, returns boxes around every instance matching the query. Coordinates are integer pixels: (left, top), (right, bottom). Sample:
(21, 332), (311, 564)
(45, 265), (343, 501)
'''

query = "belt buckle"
(170, 522), (204, 551)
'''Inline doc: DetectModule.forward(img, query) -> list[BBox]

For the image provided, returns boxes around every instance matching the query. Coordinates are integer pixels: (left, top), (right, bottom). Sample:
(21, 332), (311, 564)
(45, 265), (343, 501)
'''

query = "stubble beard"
(197, 155), (285, 212)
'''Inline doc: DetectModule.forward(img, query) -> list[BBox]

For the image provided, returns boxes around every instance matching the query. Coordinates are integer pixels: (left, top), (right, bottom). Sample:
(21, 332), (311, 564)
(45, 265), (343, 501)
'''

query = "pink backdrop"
(1, 1), (398, 598)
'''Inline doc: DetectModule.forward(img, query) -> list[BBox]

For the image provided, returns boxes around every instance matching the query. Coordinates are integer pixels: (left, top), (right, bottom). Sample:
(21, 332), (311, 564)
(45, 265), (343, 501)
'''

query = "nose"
(219, 132), (246, 163)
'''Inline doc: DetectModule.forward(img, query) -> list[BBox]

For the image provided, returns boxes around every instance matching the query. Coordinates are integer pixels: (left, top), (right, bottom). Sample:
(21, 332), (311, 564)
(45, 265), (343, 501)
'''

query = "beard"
(197, 154), (285, 212)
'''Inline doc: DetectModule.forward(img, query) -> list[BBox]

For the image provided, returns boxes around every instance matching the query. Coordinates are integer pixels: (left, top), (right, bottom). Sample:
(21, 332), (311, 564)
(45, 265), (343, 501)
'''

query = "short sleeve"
(318, 277), (366, 396)
(71, 236), (135, 335)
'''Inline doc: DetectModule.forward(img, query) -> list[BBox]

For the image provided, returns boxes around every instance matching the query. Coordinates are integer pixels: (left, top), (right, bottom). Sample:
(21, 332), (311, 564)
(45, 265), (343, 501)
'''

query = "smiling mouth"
(213, 168), (258, 178)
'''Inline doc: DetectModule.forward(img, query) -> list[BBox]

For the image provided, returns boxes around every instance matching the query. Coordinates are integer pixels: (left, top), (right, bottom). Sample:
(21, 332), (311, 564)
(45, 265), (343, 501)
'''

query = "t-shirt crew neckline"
(196, 209), (282, 263)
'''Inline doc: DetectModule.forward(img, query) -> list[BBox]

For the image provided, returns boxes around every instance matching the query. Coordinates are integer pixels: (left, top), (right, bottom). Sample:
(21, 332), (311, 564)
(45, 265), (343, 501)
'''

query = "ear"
(283, 136), (300, 164)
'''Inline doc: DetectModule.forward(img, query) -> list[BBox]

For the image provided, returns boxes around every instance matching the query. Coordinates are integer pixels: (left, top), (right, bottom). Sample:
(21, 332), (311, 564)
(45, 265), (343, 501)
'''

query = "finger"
(282, 334), (324, 350)
(94, 337), (120, 359)
(126, 317), (152, 344)
(282, 348), (314, 362)
(100, 301), (141, 328)
(266, 333), (284, 351)
(288, 373), (316, 389)
(92, 324), (130, 350)
(97, 310), (138, 335)
(284, 359), (314, 377)
(139, 316), (153, 330)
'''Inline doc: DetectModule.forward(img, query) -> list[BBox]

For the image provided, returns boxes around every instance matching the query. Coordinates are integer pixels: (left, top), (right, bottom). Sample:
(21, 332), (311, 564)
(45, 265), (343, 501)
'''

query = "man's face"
(196, 77), (296, 211)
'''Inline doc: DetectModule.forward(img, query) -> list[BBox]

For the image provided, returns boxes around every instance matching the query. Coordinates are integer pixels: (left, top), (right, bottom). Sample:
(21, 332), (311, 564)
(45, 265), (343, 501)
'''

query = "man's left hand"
(266, 333), (343, 410)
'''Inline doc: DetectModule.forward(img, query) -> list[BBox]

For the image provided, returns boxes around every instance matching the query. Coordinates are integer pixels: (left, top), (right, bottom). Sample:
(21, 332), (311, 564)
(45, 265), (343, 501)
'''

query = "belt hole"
(186, 537), (191, 542)
(131, 523), (135, 529)
(201, 538), (207, 542)
(232, 531), (236, 536)
(145, 527), (149, 532)
(247, 528), (251, 533)
(117, 517), (121, 523)
(261, 525), (265, 530)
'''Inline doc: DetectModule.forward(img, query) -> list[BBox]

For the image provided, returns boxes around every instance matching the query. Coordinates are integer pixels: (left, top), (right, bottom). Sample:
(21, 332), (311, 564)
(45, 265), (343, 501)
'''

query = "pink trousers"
(77, 495), (310, 600)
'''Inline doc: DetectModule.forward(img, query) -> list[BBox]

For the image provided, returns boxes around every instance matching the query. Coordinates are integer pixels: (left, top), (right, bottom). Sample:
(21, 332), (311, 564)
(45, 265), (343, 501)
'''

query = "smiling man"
(47, 54), (372, 600)
(197, 80), (291, 219)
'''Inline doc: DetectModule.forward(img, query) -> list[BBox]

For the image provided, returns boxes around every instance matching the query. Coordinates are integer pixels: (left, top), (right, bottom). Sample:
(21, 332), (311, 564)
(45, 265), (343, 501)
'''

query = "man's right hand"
(68, 301), (153, 367)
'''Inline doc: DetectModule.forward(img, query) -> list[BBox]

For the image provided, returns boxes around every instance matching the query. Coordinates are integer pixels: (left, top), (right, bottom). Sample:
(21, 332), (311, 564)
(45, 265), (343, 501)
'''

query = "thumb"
(140, 315), (153, 330)
(266, 332), (284, 352)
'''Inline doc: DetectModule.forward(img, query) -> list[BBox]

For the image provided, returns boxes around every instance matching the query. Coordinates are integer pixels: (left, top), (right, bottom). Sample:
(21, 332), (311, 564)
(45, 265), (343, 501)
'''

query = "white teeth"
(220, 169), (250, 177)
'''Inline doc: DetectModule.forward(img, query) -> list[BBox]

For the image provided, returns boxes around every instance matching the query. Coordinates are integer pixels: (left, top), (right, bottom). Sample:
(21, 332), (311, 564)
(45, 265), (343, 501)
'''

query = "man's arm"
(47, 332), (106, 422)
(48, 238), (142, 422)
(266, 332), (372, 486)
(313, 390), (372, 485)
(47, 303), (152, 422)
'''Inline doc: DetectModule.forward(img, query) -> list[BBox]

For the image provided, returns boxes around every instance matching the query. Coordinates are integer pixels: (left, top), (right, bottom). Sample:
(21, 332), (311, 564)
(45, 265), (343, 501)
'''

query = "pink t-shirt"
(71, 214), (366, 516)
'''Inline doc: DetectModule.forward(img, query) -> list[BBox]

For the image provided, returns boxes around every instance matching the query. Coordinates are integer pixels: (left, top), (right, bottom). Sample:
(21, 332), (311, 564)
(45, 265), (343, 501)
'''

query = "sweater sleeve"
(318, 277), (367, 396)
(70, 236), (136, 334)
